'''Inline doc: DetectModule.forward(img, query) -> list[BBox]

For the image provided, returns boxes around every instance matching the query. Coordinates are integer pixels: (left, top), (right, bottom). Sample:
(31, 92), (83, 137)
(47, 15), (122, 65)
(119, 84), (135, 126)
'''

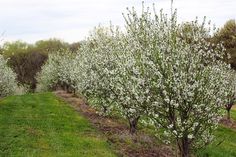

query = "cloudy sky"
(0, 0), (235, 43)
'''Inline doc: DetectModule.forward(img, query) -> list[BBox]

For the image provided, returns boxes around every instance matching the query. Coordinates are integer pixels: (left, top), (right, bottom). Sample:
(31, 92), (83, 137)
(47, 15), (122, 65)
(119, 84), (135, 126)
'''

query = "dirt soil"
(54, 90), (175, 157)
(219, 106), (236, 130)
(220, 117), (236, 130)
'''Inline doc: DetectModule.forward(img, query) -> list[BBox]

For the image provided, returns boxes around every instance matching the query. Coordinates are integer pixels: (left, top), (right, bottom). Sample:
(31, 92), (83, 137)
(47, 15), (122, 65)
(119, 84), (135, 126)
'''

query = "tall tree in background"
(35, 38), (69, 54)
(212, 20), (236, 119)
(213, 19), (236, 68)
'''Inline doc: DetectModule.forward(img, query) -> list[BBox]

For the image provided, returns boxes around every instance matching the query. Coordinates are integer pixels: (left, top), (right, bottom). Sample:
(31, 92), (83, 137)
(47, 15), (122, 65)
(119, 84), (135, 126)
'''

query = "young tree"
(123, 5), (234, 156)
(36, 52), (63, 91)
(75, 26), (118, 114)
(0, 55), (18, 97)
(78, 26), (150, 134)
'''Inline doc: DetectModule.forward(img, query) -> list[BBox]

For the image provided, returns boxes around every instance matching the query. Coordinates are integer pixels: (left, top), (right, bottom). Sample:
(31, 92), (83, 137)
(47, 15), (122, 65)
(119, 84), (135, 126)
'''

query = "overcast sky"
(0, 0), (235, 43)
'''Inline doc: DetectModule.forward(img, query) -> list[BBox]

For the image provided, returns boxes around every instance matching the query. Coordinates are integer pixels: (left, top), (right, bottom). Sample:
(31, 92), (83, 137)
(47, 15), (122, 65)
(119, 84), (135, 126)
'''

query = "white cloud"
(0, 0), (235, 43)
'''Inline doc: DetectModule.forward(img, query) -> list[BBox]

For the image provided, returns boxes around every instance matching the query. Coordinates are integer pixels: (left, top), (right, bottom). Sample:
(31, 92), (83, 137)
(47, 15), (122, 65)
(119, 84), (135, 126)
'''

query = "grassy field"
(0, 93), (117, 157)
(196, 126), (236, 157)
(196, 108), (236, 157)
(230, 109), (236, 121)
(0, 92), (236, 157)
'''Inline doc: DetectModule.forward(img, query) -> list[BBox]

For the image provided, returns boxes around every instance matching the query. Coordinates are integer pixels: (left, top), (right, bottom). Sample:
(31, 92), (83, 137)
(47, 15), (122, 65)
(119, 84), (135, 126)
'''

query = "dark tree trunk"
(63, 83), (67, 91)
(178, 136), (190, 157)
(128, 116), (140, 134)
(66, 84), (70, 93)
(225, 102), (233, 120)
(227, 109), (230, 120)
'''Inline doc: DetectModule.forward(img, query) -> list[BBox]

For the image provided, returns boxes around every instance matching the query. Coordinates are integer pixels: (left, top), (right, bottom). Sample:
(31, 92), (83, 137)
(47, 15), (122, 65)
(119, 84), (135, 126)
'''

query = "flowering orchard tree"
(56, 52), (77, 93)
(110, 34), (154, 133)
(122, 6), (235, 157)
(0, 55), (18, 97)
(36, 3), (235, 156)
(36, 52), (61, 91)
(75, 26), (119, 114)
(36, 51), (76, 92)
(78, 26), (152, 133)
(109, 41), (151, 134)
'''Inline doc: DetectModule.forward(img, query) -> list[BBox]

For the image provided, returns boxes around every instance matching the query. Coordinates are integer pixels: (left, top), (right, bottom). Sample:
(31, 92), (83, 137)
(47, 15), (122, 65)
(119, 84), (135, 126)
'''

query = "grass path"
(231, 108), (236, 122)
(196, 108), (236, 157)
(0, 93), (117, 157)
(1, 92), (236, 157)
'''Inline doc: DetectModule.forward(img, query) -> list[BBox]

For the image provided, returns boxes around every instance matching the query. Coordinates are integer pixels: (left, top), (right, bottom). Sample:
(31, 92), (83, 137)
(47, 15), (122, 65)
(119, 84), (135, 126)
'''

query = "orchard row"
(36, 7), (235, 157)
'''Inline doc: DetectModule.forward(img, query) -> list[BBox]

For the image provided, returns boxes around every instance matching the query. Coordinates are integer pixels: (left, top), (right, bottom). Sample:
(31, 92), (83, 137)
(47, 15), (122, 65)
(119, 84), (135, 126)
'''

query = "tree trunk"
(128, 116), (140, 134)
(63, 83), (67, 91)
(225, 102), (233, 120)
(227, 109), (230, 120)
(66, 84), (70, 93)
(178, 137), (190, 157)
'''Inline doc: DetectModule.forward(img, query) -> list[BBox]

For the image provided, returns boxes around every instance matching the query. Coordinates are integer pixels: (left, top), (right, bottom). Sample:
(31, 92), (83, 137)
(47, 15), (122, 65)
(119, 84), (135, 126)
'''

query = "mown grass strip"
(196, 108), (236, 157)
(0, 93), (117, 157)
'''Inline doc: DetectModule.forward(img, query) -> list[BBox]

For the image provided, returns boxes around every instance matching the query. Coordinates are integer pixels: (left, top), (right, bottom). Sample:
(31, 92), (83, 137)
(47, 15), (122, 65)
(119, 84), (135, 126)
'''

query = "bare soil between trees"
(220, 117), (236, 130)
(219, 105), (236, 130)
(54, 90), (175, 157)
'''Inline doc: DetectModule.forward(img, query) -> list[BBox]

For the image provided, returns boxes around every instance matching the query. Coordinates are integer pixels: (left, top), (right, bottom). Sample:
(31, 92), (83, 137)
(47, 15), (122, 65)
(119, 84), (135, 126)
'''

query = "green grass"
(196, 108), (236, 157)
(230, 109), (236, 121)
(0, 93), (117, 157)
(1, 93), (236, 157)
(196, 126), (236, 157)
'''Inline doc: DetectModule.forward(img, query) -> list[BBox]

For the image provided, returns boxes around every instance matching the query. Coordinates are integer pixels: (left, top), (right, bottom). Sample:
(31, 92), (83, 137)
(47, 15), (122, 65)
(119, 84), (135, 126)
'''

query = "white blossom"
(0, 55), (18, 96)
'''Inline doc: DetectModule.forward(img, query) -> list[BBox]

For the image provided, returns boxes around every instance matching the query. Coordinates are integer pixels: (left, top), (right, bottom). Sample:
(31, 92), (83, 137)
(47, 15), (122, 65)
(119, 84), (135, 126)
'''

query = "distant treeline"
(0, 39), (81, 91)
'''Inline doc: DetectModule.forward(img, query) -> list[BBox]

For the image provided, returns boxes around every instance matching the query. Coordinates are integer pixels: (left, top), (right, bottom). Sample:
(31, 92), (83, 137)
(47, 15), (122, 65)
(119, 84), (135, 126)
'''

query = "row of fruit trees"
(36, 5), (235, 157)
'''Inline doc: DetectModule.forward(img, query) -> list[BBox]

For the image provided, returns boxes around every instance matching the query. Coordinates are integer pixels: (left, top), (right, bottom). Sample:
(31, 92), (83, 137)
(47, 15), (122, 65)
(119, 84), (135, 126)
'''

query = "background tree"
(212, 19), (236, 119)
(34, 38), (69, 54)
(7, 50), (47, 91)
(1, 40), (31, 56)
(1, 39), (73, 91)
(69, 42), (81, 53)
(213, 19), (236, 68)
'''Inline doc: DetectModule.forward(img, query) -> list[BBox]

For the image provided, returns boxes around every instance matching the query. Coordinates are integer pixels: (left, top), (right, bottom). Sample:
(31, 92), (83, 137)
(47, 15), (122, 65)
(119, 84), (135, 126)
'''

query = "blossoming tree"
(36, 3), (235, 157)
(77, 26), (150, 133)
(36, 51), (76, 92)
(0, 55), (18, 97)
(122, 6), (235, 157)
